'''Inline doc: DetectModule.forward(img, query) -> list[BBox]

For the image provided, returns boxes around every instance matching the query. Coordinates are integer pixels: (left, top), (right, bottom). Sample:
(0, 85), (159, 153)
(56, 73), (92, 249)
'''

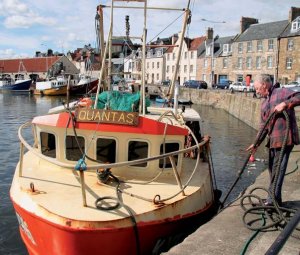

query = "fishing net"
(92, 91), (150, 112)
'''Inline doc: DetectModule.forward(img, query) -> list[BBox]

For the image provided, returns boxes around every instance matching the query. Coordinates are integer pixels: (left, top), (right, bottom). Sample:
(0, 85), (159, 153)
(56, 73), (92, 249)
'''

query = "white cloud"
(0, 0), (28, 16)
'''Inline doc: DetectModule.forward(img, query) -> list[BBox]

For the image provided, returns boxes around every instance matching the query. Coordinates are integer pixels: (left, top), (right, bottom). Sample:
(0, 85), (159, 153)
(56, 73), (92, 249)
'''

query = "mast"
(168, 0), (191, 101)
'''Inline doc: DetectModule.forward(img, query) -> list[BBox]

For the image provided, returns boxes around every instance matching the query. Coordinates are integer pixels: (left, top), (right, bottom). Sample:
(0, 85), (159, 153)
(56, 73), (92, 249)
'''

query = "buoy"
(249, 154), (255, 162)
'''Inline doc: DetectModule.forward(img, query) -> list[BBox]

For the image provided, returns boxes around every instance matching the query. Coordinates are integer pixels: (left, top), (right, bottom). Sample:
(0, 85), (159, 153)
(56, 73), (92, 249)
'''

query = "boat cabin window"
(128, 141), (148, 167)
(40, 132), (56, 158)
(96, 138), (116, 163)
(159, 143), (179, 168)
(65, 135), (85, 161)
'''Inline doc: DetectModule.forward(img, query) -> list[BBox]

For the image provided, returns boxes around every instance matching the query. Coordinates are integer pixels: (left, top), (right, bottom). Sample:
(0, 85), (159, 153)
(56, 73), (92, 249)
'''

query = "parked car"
(183, 80), (207, 89)
(162, 80), (171, 86)
(290, 86), (300, 92)
(229, 82), (254, 92)
(214, 79), (232, 89)
(282, 81), (299, 88)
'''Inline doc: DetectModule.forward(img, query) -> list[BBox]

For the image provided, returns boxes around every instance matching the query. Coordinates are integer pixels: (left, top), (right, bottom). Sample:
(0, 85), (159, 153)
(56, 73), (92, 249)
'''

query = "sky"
(0, 0), (299, 59)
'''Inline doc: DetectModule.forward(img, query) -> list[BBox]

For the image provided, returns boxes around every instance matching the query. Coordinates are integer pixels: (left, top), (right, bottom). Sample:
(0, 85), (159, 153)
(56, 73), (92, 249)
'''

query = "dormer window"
(223, 44), (229, 54)
(291, 17), (300, 32)
(156, 49), (162, 57)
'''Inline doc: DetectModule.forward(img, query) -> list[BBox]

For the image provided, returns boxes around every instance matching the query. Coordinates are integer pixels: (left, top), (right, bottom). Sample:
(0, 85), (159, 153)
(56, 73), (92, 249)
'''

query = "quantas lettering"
(75, 108), (139, 126)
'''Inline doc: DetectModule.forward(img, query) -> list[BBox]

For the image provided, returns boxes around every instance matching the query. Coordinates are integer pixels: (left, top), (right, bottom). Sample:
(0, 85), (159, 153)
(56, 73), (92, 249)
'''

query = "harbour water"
(0, 93), (267, 255)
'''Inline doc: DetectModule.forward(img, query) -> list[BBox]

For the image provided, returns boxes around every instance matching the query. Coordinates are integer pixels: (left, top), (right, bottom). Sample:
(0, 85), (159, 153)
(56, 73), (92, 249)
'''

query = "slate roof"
(198, 35), (236, 58)
(236, 20), (289, 42)
(0, 56), (61, 73)
(280, 22), (300, 37)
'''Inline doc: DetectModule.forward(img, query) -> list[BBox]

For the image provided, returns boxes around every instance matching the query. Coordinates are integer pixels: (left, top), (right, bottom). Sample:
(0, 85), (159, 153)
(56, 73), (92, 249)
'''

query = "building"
(0, 55), (79, 82)
(165, 33), (205, 85)
(277, 7), (300, 84)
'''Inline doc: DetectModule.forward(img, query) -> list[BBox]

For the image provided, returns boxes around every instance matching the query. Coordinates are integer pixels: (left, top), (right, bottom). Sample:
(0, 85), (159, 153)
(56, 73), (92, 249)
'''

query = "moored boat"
(70, 74), (98, 95)
(10, 1), (218, 254)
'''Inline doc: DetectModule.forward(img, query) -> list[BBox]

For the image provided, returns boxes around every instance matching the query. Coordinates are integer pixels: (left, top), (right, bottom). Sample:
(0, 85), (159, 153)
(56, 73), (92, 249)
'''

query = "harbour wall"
(148, 86), (300, 131)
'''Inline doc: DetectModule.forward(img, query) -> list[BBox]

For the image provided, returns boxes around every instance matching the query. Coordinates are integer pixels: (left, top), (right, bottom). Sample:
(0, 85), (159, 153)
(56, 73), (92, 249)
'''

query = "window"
(156, 73), (159, 80)
(66, 136), (85, 161)
(237, 57), (243, 69)
(152, 62), (154, 69)
(190, 65), (193, 73)
(190, 51), (194, 59)
(159, 143), (179, 168)
(246, 57), (252, 69)
(172, 65), (175, 72)
(286, 57), (292, 69)
(40, 132), (56, 158)
(156, 50), (162, 57)
(184, 51), (187, 59)
(291, 17), (300, 32)
(256, 56), (261, 69)
(257, 40), (263, 51)
(267, 56), (273, 68)
(247, 42), (252, 52)
(268, 39), (274, 51)
(204, 59), (208, 68)
(184, 65), (187, 73)
(128, 141), (148, 167)
(167, 54), (170, 61)
(157, 62), (159, 69)
(97, 138), (116, 163)
(166, 65), (169, 73)
(202, 74), (206, 81)
(173, 53), (175, 60)
(287, 39), (294, 51)
(238, 43), (243, 53)
(223, 58), (228, 68)
(223, 44), (229, 53)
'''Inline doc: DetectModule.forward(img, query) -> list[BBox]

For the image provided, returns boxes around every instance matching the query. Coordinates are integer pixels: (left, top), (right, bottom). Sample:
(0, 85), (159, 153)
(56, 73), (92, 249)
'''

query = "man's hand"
(246, 144), (257, 155)
(274, 101), (287, 112)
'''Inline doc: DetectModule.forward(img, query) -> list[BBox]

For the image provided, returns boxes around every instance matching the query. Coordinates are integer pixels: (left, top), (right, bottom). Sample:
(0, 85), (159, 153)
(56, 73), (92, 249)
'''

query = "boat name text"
(76, 109), (139, 126)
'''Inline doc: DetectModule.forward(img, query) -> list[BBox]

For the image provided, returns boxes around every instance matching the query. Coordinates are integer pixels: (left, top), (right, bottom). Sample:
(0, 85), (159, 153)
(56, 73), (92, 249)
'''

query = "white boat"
(10, 1), (218, 254)
(70, 74), (98, 95)
(35, 74), (78, 96)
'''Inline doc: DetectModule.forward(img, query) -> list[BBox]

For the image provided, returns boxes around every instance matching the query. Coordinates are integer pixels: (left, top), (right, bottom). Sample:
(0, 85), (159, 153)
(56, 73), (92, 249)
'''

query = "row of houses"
(123, 6), (300, 86)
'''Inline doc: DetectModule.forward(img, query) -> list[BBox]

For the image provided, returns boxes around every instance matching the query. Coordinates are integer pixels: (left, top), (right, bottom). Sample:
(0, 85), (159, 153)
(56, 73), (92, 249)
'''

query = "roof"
(280, 21), (300, 37)
(236, 20), (289, 42)
(0, 56), (61, 73)
(188, 36), (206, 51)
(32, 112), (188, 136)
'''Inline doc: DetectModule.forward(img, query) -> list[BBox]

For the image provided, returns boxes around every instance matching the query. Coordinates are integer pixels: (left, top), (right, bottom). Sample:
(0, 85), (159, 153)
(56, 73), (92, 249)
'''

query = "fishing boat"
(0, 61), (32, 91)
(35, 74), (77, 96)
(70, 74), (99, 95)
(10, 1), (218, 254)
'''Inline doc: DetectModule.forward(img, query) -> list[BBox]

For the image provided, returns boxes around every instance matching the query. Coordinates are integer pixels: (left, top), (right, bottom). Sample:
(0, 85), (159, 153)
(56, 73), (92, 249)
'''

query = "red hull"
(12, 202), (213, 255)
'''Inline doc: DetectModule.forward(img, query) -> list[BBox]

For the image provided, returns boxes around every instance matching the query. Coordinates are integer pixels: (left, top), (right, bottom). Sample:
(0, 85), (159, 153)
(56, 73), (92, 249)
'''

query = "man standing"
(247, 74), (300, 206)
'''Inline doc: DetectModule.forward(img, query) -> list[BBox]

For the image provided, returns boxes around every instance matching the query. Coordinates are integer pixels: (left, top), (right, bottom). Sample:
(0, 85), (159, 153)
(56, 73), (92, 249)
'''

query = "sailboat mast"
(168, 0), (191, 101)
(141, 0), (147, 115)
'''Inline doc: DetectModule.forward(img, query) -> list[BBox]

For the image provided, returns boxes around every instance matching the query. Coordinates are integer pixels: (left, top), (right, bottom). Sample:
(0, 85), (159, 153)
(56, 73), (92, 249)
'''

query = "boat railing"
(18, 121), (212, 206)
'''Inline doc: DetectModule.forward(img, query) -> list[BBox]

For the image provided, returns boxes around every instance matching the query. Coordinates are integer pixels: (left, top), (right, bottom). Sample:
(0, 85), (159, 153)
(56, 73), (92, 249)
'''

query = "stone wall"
(148, 85), (300, 131)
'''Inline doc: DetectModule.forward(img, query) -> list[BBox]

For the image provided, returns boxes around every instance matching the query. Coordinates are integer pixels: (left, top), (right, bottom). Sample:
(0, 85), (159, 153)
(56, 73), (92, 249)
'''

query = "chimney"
(289, 7), (300, 22)
(172, 33), (178, 45)
(206, 27), (213, 40)
(240, 17), (258, 33)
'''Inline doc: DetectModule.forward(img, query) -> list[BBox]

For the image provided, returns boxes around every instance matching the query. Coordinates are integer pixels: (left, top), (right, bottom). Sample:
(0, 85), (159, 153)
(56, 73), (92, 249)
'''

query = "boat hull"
(0, 79), (32, 91)
(12, 200), (214, 255)
(41, 86), (68, 96)
(70, 78), (98, 95)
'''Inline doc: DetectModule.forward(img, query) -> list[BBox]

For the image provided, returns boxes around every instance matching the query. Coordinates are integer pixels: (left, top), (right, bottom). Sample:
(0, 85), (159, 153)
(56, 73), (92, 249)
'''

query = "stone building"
(197, 27), (236, 86)
(277, 7), (300, 84)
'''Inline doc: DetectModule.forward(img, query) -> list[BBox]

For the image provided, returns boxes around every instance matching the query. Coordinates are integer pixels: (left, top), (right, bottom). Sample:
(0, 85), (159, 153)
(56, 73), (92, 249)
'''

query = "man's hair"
(255, 74), (272, 85)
